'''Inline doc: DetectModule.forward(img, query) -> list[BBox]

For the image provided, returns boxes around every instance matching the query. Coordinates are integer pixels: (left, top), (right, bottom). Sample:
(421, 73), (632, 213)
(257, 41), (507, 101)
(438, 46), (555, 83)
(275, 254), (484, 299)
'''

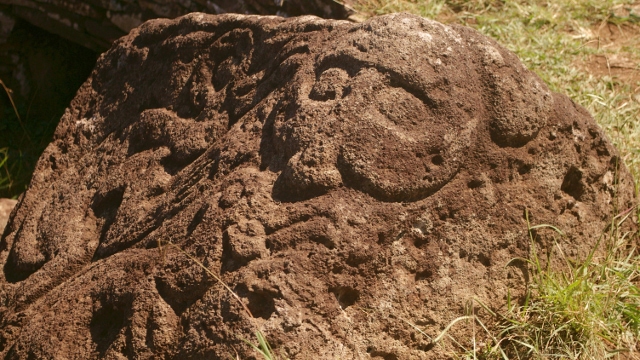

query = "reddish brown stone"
(0, 13), (635, 359)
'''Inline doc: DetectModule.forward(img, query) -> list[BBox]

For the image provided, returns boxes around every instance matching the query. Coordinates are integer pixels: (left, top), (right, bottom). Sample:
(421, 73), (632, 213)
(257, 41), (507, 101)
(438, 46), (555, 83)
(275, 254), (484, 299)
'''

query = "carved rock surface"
(0, 13), (635, 359)
(0, 1), (353, 198)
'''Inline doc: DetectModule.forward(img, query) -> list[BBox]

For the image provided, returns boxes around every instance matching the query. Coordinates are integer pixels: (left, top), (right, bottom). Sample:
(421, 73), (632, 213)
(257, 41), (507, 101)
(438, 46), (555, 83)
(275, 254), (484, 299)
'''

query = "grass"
(421, 206), (640, 359)
(243, 331), (278, 360)
(0, 147), (10, 192)
(401, 208), (640, 359)
(497, 208), (640, 359)
(0, 78), (61, 199)
(0, 79), (20, 196)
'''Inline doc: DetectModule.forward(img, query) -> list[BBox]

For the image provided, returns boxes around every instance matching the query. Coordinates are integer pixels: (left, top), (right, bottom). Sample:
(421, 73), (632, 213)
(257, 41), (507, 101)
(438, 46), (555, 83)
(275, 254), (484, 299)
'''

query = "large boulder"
(0, 13), (635, 359)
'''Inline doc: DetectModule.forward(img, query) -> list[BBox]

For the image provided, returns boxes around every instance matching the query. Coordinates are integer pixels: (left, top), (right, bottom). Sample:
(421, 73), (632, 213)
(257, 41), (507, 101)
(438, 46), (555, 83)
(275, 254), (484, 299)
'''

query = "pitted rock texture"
(0, 0), (353, 198)
(0, 13), (635, 359)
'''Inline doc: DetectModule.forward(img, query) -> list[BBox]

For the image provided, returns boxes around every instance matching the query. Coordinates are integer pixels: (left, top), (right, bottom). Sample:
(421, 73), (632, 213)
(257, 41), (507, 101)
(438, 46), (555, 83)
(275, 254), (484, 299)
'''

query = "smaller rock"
(0, 198), (17, 233)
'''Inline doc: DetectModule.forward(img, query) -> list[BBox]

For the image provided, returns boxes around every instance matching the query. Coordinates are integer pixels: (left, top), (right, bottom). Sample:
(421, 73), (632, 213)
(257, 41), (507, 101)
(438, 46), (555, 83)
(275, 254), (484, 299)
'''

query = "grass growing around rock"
(0, 147), (10, 193)
(491, 208), (640, 359)
(0, 78), (61, 199)
(422, 207), (640, 359)
(0, 79), (20, 196)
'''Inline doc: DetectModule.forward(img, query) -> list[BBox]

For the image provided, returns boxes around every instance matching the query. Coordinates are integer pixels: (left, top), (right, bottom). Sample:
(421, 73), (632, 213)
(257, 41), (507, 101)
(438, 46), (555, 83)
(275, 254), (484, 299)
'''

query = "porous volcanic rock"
(0, 13), (635, 359)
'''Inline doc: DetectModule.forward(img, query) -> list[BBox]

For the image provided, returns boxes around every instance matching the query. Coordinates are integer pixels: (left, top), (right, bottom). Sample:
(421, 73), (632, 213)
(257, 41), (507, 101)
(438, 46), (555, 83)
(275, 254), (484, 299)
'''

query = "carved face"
(271, 21), (482, 202)
(0, 14), (571, 360)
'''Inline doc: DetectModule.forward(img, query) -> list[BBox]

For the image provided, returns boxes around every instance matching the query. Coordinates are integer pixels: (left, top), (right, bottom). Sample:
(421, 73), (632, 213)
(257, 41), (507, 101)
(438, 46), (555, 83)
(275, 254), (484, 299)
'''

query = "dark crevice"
(415, 269), (433, 281)
(560, 166), (585, 201)
(310, 234), (335, 250)
(329, 286), (359, 309)
(220, 230), (241, 273)
(478, 253), (491, 267)
(235, 284), (277, 320)
(159, 148), (207, 176)
(271, 171), (331, 203)
(370, 351), (399, 360)
(467, 178), (484, 188)
(186, 204), (209, 237)
(91, 186), (126, 245)
(90, 296), (131, 356)
(518, 163), (532, 175)
(3, 248), (46, 283)
(431, 154), (444, 166)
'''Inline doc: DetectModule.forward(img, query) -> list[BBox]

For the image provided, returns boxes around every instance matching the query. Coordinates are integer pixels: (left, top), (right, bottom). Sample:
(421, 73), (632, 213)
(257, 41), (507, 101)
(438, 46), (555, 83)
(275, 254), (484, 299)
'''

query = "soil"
(0, 13), (636, 359)
(579, 21), (640, 87)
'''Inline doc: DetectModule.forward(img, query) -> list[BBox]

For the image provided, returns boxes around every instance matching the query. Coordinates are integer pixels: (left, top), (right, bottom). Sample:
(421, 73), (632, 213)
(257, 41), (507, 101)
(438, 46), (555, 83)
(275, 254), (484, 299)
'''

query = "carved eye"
(331, 69), (474, 202)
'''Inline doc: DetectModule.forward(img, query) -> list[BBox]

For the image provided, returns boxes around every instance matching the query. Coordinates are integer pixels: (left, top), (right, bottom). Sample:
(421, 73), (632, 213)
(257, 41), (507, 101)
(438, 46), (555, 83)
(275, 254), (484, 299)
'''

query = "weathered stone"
(0, 13), (635, 359)
(0, 0), (354, 198)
